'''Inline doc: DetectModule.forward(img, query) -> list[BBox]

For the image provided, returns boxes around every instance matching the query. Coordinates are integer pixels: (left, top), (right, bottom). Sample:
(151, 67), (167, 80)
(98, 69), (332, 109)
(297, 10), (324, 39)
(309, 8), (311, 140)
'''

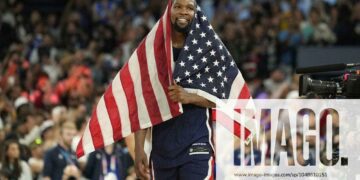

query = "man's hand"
(168, 84), (193, 104)
(134, 147), (150, 180)
(168, 83), (216, 108)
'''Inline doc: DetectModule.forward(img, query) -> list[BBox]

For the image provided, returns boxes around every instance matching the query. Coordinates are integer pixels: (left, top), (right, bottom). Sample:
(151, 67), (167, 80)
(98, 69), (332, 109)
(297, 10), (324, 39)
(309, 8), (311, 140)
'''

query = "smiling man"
(134, 0), (216, 179)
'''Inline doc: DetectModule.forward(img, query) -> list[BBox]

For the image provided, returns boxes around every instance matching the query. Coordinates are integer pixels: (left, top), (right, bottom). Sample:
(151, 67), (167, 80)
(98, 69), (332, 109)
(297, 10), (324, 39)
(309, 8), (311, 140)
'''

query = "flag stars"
(230, 61), (235, 67)
(190, 30), (193, 35)
(196, 73), (201, 79)
(222, 66), (226, 71)
(206, 40), (212, 47)
(221, 55), (225, 61)
(200, 32), (206, 38)
(188, 54), (193, 60)
(219, 44), (223, 50)
(196, 23), (200, 29)
(196, 48), (203, 54)
(187, 78), (193, 84)
(210, 50), (216, 56)
(192, 38), (198, 45)
(192, 64), (199, 70)
(220, 81), (224, 87)
(175, 77), (181, 83)
(184, 45), (189, 51)
(201, 57), (207, 63)
(201, 15), (207, 21)
(179, 61), (185, 67)
(212, 87), (218, 93)
(224, 76), (228, 82)
(208, 76), (214, 83)
(208, 25), (213, 30)
(222, 93), (226, 98)
(185, 71), (190, 77)
(197, 6), (201, 11)
(213, 60), (219, 66)
(217, 71), (223, 77)
(200, 82), (206, 87)
(205, 66), (210, 73)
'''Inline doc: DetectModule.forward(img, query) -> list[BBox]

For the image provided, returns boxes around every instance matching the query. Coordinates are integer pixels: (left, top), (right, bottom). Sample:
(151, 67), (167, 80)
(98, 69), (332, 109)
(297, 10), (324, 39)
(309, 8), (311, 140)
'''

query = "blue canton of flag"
(173, 6), (240, 100)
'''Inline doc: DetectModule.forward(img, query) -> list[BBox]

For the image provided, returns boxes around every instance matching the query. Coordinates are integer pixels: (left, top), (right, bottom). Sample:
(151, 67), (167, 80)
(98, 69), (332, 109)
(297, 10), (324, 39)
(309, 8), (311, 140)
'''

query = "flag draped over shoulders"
(76, 0), (254, 158)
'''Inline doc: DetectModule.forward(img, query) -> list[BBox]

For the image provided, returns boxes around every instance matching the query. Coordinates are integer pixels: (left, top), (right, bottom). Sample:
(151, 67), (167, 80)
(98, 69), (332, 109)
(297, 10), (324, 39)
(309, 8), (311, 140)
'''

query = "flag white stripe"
(205, 156), (213, 180)
(127, 53), (152, 129)
(145, 22), (173, 120)
(97, 96), (114, 145)
(112, 73), (132, 137)
(229, 70), (245, 99)
(82, 122), (95, 154)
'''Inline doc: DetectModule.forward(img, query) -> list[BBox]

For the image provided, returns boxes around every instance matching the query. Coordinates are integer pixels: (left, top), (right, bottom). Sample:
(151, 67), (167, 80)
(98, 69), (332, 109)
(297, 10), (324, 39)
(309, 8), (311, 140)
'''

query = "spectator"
(0, 140), (32, 180)
(43, 121), (79, 180)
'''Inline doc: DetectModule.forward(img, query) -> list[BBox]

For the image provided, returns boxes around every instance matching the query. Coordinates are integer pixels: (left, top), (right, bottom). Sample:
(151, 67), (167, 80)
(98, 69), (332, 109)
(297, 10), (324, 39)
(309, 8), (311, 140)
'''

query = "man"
(43, 121), (80, 180)
(135, 0), (216, 179)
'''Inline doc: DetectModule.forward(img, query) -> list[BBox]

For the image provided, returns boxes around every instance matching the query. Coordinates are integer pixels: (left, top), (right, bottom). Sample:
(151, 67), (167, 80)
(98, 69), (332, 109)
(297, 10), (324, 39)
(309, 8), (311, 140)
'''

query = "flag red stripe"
(103, 84), (123, 141)
(136, 40), (163, 125)
(154, 18), (180, 117)
(238, 84), (251, 99)
(120, 64), (140, 132)
(89, 110), (104, 149)
(215, 110), (251, 139)
(76, 138), (84, 157)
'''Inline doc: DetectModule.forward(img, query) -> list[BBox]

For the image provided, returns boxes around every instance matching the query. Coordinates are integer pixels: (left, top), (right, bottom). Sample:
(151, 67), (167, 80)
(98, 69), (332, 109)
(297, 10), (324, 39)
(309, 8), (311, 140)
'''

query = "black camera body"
(296, 63), (360, 99)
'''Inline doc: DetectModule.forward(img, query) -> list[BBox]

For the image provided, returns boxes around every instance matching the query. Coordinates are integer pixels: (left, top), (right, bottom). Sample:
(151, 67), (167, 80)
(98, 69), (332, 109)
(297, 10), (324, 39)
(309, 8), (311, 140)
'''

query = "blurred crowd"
(0, 0), (359, 179)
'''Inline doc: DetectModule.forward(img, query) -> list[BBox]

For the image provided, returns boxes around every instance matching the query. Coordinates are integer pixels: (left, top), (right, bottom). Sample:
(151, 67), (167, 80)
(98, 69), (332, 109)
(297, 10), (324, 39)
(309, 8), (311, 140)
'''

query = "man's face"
(171, 0), (196, 33)
(61, 128), (77, 148)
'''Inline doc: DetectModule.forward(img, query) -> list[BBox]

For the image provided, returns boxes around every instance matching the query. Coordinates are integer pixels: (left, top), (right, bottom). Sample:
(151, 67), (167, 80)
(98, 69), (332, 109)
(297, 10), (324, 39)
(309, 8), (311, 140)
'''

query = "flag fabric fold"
(76, 0), (254, 158)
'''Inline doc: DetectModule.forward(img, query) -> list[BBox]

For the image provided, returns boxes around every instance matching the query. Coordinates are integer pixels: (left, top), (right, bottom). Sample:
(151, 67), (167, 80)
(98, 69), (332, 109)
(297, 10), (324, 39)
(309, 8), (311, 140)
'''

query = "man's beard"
(172, 20), (192, 34)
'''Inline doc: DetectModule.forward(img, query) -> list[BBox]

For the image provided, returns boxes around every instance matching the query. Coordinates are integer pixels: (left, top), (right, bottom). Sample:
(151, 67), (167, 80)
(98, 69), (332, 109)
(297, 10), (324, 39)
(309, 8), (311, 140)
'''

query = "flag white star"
(205, 66), (210, 73)
(214, 34), (219, 39)
(222, 66), (226, 71)
(196, 73), (201, 79)
(184, 45), (189, 51)
(196, 23), (200, 29)
(201, 15), (207, 21)
(197, 6), (201, 11)
(208, 76), (214, 83)
(208, 25), (213, 30)
(219, 44), (223, 50)
(200, 32), (206, 38)
(217, 71), (222, 77)
(206, 40), (212, 47)
(190, 30), (193, 35)
(224, 76), (228, 82)
(213, 60), (219, 66)
(179, 61), (185, 67)
(192, 64), (199, 70)
(201, 57), (207, 63)
(220, 82), (224, 87)
(175, 77), (181, 83)
(188, 54), (193, 60)
(192, 38), (198, 45)
(185, 71), (190, 77)
(222, 93), (225, 98)
(200, 82), (206, 87)
(212, 87), (217, 93)
(196, 48), (203, 54)
(210, 50), (216, 56)
(187, 78), (193, 84)
(221, 55), (225, 61)
(230, 61), (235, 66)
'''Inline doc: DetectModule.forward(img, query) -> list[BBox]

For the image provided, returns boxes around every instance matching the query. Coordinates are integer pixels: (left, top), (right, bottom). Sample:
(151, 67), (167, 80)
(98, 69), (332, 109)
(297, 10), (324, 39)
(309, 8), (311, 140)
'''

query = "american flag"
(76, 0), (254, 158)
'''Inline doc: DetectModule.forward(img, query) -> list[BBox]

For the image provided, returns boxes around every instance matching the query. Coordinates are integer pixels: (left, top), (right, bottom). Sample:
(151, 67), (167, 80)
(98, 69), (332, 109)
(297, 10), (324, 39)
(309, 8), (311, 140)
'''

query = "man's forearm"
(135, 129), (148, 151)
(189, 94), (216, 108)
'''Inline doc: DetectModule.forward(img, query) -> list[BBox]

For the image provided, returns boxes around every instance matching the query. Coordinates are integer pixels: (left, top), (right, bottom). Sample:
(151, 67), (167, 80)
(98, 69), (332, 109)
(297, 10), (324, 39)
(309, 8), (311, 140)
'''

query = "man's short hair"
(172, 0), (197, 8)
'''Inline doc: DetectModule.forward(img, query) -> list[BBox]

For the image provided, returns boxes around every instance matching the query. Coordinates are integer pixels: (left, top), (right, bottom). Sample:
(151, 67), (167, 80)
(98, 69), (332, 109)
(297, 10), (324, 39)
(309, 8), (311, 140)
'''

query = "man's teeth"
(178, 18), (187, 23)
